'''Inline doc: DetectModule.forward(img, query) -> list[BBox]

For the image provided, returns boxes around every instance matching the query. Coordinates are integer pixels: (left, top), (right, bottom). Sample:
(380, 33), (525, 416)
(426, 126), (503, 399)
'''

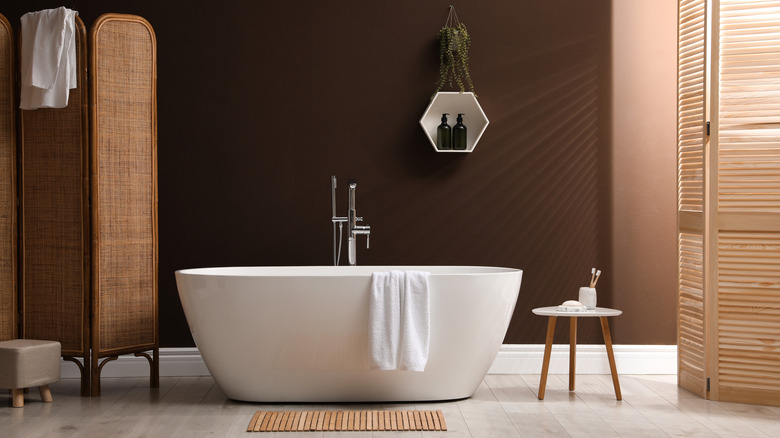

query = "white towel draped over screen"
(369, 270), (431, 372)
(20, 7), (78, 110)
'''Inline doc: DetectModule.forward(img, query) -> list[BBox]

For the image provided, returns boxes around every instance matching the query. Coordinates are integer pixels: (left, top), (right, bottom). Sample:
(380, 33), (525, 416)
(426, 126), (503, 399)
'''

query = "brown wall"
(4, 0), (677, 347)
(611, 0), (678, 344)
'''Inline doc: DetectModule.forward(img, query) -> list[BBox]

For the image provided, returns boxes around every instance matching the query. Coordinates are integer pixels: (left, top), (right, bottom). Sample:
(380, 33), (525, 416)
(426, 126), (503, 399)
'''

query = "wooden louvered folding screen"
(677, 0), (780, 407)
(712, 0), (780, 406)
(677, 0), (708, 399)
(0, 14), (15, 342)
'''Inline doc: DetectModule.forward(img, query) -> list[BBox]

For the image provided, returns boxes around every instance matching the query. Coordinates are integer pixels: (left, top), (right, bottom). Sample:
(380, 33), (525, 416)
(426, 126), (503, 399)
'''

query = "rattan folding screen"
(15, 13), (158, 397)
(0, 14), (15, 343)
(19, 15), (91, 395)
(89, 14), (159, 396)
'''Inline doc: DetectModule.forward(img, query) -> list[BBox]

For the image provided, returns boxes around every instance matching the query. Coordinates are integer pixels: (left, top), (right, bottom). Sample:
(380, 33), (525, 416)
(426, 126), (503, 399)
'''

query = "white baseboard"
(488, 344), (677, 375)
(60, 344), (677, 379)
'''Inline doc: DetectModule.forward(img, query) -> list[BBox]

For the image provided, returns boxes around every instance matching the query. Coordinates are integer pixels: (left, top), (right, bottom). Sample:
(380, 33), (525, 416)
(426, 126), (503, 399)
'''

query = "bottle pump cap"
(457, 113), (464, 122)
(441, 113), (449, 122)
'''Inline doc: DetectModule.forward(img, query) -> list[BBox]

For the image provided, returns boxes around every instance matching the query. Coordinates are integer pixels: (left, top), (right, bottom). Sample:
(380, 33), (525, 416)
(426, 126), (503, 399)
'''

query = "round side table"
(532, 306), (623, 400)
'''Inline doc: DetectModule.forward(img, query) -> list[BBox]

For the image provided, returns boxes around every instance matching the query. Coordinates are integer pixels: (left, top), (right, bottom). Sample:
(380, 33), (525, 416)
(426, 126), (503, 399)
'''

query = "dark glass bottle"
(453, 113), (467, 150)
(436, 113), (452, 150)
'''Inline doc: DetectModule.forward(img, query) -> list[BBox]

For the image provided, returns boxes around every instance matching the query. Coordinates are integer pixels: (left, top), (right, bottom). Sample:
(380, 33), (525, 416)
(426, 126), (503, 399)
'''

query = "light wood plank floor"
(1, 374), (778, 437)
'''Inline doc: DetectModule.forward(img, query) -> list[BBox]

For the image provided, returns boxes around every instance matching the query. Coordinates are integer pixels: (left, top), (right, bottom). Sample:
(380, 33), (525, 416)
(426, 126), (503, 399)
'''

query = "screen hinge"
(706, 377), (710, 392)
(706, 121), (711, 136)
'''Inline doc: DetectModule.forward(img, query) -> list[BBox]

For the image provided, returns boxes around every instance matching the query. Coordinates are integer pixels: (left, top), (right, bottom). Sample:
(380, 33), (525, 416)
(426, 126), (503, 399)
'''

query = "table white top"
(532, 306), (622, 317)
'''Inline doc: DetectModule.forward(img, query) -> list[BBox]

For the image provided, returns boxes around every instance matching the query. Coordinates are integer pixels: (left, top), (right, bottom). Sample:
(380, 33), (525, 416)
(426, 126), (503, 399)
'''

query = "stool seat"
(0, 339), (61, 407)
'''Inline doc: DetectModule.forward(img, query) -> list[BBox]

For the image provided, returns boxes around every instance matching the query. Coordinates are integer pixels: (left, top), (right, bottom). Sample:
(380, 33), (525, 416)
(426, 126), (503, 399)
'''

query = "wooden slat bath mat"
(247, 409), (447, 432)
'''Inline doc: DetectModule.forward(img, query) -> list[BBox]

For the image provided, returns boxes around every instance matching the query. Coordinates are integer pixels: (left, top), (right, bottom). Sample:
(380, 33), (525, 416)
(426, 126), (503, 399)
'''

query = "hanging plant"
(433, 6), (476, 99)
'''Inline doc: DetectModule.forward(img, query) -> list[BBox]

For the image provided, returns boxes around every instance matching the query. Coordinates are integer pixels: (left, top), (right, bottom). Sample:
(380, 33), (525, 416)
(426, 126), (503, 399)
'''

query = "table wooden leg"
(569, 317), (577, 391)
(538, 316), (557, 400)
(599, 317), (622, 400)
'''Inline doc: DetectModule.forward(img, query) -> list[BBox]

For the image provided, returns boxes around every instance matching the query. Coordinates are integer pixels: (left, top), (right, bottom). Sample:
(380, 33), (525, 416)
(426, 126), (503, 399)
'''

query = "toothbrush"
(590, 269), (602, 288)
(590, 268), (596, 287)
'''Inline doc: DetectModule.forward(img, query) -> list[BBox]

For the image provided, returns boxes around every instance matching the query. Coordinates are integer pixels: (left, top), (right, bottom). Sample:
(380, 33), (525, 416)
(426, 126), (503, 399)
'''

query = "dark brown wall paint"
(4, 1), (675, 347)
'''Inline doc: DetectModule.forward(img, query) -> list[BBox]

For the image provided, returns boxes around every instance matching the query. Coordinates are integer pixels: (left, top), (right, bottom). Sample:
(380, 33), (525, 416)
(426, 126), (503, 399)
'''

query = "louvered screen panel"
(715, 0), (780, 406)
(679, 0), (708, 212)
(677, 0), (708, 398)
(90, 15), (157, 356)
(717, 232), (780, 405)
(678, 232), (707, 395)
(718, 1), (780, 213)
(0, 14), (15, 342)
(19, 17), (89, 356)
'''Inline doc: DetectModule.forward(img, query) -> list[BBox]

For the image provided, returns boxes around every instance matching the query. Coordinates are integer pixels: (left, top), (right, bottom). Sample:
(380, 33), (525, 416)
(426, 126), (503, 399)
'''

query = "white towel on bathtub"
(369, 270), (430, 372)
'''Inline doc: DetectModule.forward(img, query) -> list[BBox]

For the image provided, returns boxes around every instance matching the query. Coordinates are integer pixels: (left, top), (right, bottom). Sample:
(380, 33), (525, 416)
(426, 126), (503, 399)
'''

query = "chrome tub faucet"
(331, 176), (370, 266)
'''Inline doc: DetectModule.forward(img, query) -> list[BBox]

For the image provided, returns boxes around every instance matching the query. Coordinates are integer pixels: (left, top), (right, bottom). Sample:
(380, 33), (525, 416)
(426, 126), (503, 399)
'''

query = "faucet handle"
(353, 225), (370, 249)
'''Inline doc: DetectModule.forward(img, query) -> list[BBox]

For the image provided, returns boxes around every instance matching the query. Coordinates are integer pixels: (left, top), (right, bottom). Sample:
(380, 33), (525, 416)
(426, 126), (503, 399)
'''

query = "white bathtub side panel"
(175, 268), (521, 402)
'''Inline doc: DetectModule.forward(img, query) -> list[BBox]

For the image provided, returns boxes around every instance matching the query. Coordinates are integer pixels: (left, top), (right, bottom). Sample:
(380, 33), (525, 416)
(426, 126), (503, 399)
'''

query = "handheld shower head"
(331, 176), (337, 218)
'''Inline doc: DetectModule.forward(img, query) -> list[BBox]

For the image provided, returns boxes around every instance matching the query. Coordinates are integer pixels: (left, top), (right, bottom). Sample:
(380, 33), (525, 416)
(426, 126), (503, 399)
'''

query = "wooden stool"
(0, 339), (61, 407)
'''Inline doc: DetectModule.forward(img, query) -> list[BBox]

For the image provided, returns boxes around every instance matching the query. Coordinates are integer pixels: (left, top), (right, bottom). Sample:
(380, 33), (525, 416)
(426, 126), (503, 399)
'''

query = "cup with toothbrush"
(579, 268), (601, 310)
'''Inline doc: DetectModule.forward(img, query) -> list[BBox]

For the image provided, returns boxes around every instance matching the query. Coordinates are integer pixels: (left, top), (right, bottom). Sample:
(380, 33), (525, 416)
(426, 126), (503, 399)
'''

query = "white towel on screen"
(20, 7), (78, 109)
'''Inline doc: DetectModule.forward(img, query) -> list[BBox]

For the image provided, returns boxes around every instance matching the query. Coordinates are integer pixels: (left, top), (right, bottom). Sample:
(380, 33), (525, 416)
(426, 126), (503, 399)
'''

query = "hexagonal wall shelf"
(419, 92), (489, 153)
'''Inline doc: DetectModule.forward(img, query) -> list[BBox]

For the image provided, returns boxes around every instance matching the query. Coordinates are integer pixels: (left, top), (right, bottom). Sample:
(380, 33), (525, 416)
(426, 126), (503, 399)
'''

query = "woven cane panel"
(19, 20), (88, 355)
(0, 15), (15, 342)
(93, 17), (157, 352)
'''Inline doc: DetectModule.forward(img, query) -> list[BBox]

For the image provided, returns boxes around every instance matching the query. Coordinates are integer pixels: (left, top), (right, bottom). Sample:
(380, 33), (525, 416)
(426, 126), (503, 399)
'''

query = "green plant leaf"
(432, 22), (476, 99)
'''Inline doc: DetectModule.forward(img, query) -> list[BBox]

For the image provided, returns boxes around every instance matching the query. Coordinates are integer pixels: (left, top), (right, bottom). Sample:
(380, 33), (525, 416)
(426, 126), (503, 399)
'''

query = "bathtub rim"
(175, 265), (522, 278)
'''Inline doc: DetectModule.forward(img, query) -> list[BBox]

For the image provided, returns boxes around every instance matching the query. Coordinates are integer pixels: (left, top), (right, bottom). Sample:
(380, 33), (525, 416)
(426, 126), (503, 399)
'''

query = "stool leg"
(569, 317), (577, 391)
(11, 388), (24, 408)
(538, 316), (557, 400)
(600, 316), (622, 400)
(39, 385), (53, 403)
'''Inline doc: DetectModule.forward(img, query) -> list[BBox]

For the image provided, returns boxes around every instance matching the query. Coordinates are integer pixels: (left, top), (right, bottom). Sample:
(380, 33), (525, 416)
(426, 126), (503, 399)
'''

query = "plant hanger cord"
(444, 5), (460, 28)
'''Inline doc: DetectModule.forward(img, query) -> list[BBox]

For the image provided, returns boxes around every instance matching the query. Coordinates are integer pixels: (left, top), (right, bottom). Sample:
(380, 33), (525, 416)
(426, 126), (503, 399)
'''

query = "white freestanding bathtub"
(175, 266), (522, 402)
